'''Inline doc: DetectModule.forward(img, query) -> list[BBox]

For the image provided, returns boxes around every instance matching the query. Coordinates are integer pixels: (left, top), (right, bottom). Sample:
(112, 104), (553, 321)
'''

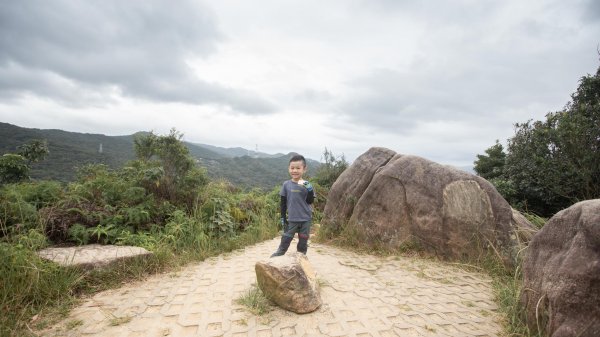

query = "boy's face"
(288, 160), (306, 182)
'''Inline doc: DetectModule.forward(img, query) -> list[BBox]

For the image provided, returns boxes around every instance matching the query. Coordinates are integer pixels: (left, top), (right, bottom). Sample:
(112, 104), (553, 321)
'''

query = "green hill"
(193, 143), (284, 158)
(201, 154), (320, 190)
(0, 122), (319, 190)
(0, 122), (137, 181)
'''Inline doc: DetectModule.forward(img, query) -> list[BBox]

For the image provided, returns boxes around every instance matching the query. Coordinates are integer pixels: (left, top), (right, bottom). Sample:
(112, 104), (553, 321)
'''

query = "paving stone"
(40, 238), (502, 336)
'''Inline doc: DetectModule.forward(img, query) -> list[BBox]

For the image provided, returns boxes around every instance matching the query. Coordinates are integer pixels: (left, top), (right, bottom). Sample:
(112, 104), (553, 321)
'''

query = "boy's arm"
(302, 181), (315, 205)
(280, 196), (288, 224)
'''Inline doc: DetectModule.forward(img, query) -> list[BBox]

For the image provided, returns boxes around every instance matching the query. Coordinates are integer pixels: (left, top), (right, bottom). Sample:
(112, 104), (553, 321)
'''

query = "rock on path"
(42, 238), (502, 337)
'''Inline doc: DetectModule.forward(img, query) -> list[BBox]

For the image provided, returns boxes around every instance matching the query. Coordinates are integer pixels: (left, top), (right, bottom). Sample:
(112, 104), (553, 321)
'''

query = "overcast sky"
(1, 0), (599, 167)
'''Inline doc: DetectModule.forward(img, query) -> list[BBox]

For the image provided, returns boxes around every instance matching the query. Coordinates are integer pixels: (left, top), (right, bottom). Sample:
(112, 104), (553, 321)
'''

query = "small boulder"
(255, 253), (321, 314)
(521, 199), (600, 337)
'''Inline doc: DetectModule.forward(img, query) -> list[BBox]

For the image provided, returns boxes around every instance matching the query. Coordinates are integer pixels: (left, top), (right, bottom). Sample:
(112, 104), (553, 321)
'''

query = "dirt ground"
(41, 238), (502, 337)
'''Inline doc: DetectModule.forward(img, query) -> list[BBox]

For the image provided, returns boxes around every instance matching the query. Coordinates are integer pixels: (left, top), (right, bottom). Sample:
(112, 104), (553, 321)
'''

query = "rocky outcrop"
(255, 253), (321, 314)
(511, 208), (538, 244)
(521, 199), (600, 337)
(322, 147), (534, 267)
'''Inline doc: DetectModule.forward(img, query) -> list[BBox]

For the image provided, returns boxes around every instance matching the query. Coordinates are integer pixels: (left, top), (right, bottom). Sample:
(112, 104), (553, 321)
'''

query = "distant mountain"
(0, 122), (136, 181)
(193, 143), (284, 159)
(200, 154), (321, 190)
(0, 122), (319, 190)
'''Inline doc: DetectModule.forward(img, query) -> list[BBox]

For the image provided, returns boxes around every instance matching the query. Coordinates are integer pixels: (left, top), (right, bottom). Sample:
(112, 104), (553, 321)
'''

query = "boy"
(270, 154), (315, 257)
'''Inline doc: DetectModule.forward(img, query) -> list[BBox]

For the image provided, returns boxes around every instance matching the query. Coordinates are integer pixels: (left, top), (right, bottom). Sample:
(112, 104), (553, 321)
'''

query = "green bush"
(0, 185), (39, 236)
(13, 181), (63, 208)
(15, 229), (48, 250)
(0, 154), (29, 184)
(162, 210), (209, 253)
(67, 223), (89, 245)
(475, 64), (600, 216)
(313, 148), (348, 189)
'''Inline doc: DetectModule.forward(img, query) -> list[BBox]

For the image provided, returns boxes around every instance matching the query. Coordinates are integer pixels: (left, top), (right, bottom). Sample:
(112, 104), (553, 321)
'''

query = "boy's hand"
(280, 217), (288, 231)
(302, 180), (313, 192)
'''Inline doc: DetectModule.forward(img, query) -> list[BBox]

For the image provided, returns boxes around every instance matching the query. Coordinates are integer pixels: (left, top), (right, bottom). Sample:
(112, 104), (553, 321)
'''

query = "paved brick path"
(42, 238), (502, 336)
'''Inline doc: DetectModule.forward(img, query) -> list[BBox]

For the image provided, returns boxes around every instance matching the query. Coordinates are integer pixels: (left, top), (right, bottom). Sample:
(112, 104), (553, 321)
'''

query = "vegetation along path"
(42, 238), (501, 337)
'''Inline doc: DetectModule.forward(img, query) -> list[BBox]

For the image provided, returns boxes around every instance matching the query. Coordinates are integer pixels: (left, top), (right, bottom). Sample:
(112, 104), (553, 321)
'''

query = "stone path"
(42, 238), (502, 337)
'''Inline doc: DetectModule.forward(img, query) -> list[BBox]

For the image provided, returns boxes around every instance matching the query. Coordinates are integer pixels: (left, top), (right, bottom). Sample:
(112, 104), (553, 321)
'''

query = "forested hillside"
(193, 143), (284, 158)
(200, 154), (320, 189)
(0, 123), (319, 190)
(0, 122), (136, 181)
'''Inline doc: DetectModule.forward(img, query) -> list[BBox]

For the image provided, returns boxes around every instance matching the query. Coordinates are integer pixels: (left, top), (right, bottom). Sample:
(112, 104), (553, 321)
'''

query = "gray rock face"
(255, 253), (321, 314)
(511, 208), (538, 244)
(521, 199), (600, 337)
(322, 147), (534, 267)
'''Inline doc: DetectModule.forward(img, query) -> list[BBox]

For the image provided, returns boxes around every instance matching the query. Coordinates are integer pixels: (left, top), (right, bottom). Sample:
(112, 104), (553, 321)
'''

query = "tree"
(132, 129), (207, 205)
(474, 140), (506, 180)
(133, 132), (156, 162)
(0, 154), (29, 184)
(313, 148), (348, 189)
(492, 64), (600, 216)
(0, 139), (49, 184)
(17, 139), (49, 164)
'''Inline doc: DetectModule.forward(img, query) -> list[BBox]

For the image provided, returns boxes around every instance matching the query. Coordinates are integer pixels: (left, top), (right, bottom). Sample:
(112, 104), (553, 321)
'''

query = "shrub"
(313, 148), (348, 189)
(0, 154), (30, 184)
(67, 223), (89, 245)
(0, 185), (39, 236)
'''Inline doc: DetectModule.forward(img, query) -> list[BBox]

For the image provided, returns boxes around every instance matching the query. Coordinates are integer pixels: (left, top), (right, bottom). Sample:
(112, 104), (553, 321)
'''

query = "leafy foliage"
(133, 129), (208, 206)
(473, 140), (506, 180)
(18, 139), (49, 164)
(476, 64), (600, 216)
(313, 148), (348, 189)
(0, 184), (37, 227)
(0, 139), (49, 185)
(0, 154), (30, 184)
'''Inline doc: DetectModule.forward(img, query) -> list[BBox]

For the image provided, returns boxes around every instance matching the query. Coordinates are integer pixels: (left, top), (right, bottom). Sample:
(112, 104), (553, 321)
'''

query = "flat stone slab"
(37, 244), (152, 269)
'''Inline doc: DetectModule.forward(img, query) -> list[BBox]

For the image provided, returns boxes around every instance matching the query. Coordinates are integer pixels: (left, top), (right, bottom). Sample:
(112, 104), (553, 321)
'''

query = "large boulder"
(521, 199), (600, 337)
(322, 147), (535, 267)
(255, 253), (321, 314)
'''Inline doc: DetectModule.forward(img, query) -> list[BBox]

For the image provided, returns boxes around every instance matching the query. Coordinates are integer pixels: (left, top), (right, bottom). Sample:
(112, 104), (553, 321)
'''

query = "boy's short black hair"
(289, 154), (306, 167)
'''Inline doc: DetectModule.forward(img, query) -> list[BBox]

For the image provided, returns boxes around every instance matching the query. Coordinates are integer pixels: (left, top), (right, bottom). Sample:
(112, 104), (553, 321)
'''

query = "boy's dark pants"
(271, 221), (311, 257)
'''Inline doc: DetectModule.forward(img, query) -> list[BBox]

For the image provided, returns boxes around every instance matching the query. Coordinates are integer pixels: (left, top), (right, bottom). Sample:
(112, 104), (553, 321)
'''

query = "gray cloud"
(583, 0), (600, 22)
(0, 1), (276, 114)
(0, 62), (116, 107)
(337, 0), (597, 134)
(338, 68), (479, 133)
(338, 57), (575, 134)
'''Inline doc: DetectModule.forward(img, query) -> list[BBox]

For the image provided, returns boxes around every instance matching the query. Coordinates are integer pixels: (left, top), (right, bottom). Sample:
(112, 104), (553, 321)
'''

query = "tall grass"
(477, 255), (541, 337)
(0, 185), (279, 337)
(1, 242), (82, 336)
